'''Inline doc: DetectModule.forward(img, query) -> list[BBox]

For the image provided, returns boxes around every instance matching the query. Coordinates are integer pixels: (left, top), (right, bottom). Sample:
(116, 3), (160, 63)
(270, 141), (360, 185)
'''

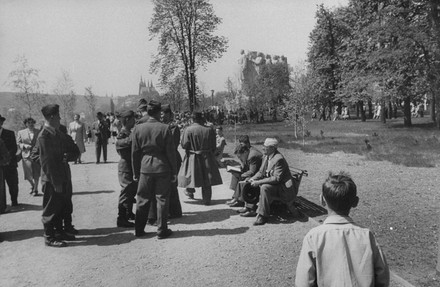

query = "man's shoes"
(157, 228), (173, 239)
(117, 218), (135, 228)
(45, 238), (67, 247)
(226, 198), (237, 205)
(96, 161), (100, 164)
(184, 190), (195, 199)
(253, 214), (268, 226)
(237, 207), (249, 214)
(203, 200), (211, 206)
(55, 232), (76, 241)
(33, 192), (40, 197)
(135, 230), (148, 237)
(11, 201), (18, 207)
(127, 212), (136, 221)
(64, 225), (79, 235)
(240, 210), (257, 217)
(229, 201), (244, 208)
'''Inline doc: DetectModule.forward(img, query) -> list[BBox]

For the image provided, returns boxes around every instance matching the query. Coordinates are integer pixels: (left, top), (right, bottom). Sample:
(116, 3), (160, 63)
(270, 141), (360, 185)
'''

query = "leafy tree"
(149, 0), (228, 112)
(6, 55), (47, 122)
(53, 70), (76, 126)
(308, 5), (347, 116)
(285, 65), (316, 145)
(84, 86), (97, 122)
(161, 72), (187, 112)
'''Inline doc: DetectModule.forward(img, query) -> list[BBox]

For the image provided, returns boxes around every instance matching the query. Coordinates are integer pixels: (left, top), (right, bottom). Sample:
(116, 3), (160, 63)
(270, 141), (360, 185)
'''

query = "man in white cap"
(241, 137), (301, 225)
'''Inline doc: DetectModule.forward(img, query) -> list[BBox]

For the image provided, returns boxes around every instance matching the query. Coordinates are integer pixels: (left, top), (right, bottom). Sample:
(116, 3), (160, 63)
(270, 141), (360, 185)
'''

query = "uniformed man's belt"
(189, 150), (211, 155)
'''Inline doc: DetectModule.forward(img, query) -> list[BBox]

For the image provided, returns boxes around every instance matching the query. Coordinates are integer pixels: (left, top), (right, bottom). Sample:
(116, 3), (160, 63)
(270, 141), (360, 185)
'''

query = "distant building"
(139, 77), (159, 99)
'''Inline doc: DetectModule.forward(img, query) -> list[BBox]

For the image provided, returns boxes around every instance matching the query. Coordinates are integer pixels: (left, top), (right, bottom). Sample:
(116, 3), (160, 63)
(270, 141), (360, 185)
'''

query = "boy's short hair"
(234, 143), (249, 155)
(322, 171), (357, 213)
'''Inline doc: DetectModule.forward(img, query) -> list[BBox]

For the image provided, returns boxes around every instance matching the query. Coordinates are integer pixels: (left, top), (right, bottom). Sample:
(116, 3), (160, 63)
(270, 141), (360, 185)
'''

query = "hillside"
(0, 91), (115, 115)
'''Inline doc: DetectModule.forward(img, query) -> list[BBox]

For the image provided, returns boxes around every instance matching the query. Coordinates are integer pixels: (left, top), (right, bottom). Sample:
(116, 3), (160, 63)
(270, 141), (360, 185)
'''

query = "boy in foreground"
(295, 172), (389, 287)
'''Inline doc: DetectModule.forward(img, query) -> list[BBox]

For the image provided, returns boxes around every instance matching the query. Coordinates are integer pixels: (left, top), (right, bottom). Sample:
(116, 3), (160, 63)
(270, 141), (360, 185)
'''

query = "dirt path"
(0, 141), (435, 286)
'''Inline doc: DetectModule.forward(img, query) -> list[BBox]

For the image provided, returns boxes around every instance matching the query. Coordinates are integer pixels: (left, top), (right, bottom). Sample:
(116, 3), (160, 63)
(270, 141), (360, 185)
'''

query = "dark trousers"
(41, 181), (68, 238)
(186, 186), (212, 204)
(0, 167), (5, 212)
(62, 180), (73, 228)
(3, 166), (19, 205)
(135, 173), (170, 234)
(234, 181), (252, 204)
(118, 171), (137, 219)
(169, 183), (182, 217)
(95, 142), (108, 163)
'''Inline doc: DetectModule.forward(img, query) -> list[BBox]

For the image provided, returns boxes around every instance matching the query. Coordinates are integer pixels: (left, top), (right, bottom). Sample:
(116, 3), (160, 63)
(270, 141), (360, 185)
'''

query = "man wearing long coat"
(178, 112), (222, 205)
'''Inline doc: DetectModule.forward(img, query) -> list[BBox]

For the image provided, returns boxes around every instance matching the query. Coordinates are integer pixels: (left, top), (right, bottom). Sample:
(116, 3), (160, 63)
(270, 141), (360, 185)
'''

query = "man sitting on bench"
(239, 138), (301, 226)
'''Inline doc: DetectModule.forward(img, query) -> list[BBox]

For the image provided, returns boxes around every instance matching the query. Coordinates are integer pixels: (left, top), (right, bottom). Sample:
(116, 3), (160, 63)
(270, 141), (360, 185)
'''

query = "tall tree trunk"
(356, 102), (360, 118)
(388, 100), (393, 119)
(431, 92), (436, 123)
(403, 96), (412, 127)
(368, 100), (373, 119)
(360, 100), (366, 122)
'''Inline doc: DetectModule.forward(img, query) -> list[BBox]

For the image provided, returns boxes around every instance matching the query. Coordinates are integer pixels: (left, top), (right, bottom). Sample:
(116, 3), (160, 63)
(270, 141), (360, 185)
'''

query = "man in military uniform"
(132, 101), (177, 239)
(178, 112), (222, 205)
(161, 104), (182, 218)
(136, 98), (149, 124)
(31, 104), (80, 247)
(115, 110), (136, 228)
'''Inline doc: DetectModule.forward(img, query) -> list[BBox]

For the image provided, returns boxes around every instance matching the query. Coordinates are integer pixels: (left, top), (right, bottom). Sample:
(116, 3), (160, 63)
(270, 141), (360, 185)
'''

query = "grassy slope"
(224, 116), (440, 168)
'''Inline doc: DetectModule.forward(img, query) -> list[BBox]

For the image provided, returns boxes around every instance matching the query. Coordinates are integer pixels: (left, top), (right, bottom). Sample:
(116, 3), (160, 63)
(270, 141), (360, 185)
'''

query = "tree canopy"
(149, 0), (228, 112)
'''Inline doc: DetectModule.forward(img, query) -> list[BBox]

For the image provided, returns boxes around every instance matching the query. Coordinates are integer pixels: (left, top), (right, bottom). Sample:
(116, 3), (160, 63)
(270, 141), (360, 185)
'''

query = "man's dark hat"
(242, 183), (260, 204)
(137, 98), (148, 111)
(147, 100), (161, 113)
(161, 104), (172, 114)
(96, 111), (104, 117)
(41, 104), (60, 118)
(0, 114), (5, 122)
(119, 110), (135, 118)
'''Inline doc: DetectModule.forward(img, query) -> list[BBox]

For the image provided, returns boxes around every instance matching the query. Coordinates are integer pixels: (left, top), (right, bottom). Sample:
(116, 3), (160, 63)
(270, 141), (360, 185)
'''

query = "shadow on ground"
(62, 227), (136, 247)
(8, 203), (42, 213)
(174, 208), (238, 225)
(73, 190), (115, 196)
(169, 227), (249, 238)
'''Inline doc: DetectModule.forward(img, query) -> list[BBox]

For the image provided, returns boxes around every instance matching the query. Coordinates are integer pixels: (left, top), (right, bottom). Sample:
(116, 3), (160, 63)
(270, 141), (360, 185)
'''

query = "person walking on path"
(178, 112), (222, 205)
(92, 112), (110, 164)
(68, 114), (87, 164)
(115, 110), (137, 228)
(132, 100), (177, 239)
(17, 117), (41, 196)
(0, 114), (19, 207)
(31, 104), (80, 247)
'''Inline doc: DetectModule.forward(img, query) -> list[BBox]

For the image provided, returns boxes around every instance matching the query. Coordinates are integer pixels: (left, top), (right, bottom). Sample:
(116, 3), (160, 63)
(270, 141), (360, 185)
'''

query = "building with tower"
(139, 77), (159, 99)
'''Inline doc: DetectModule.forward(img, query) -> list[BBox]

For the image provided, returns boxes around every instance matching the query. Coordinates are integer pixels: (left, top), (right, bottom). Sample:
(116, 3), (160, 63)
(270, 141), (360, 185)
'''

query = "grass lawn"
(223, 116), (440, 168)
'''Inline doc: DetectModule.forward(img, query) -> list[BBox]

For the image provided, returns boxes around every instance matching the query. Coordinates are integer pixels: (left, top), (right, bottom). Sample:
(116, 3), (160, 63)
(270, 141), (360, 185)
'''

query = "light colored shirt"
(295, 215), (390, 287)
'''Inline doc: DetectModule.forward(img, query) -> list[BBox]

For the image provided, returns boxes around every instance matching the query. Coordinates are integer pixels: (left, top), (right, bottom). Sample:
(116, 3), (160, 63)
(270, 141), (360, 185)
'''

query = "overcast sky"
(0, 0), (348, 97)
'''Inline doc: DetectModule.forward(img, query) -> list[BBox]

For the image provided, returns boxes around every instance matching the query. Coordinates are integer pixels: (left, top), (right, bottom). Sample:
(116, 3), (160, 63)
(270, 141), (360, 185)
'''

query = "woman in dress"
(17, 117), (41, 196)
(68, 114), (86, 164)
